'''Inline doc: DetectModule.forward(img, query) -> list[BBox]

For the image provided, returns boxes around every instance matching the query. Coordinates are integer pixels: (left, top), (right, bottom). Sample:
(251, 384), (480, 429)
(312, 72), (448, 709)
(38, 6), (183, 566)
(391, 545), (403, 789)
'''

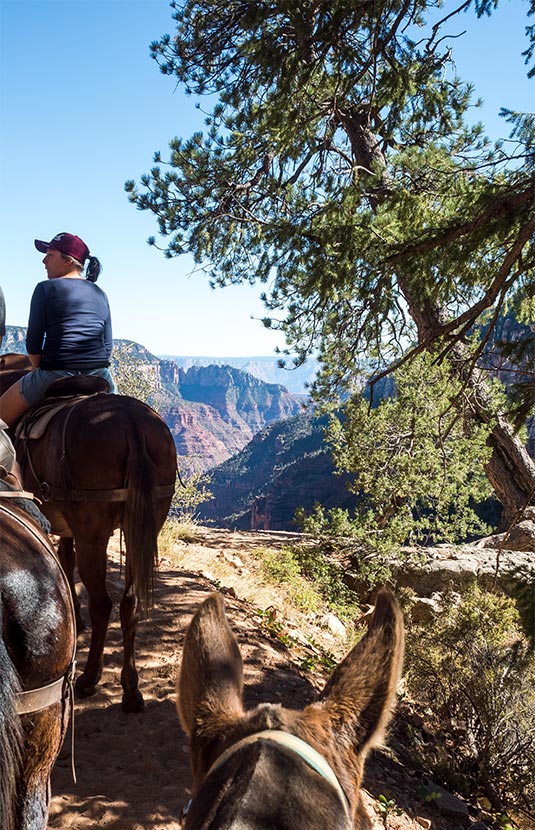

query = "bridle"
(182, 729), (352, 827)
(0, 500), (78, 781)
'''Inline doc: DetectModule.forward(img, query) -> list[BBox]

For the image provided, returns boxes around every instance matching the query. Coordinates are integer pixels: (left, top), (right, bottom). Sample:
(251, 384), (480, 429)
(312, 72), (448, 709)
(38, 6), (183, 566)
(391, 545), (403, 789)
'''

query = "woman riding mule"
(0, 353), (177, 712)
(0, 232), (116, 428)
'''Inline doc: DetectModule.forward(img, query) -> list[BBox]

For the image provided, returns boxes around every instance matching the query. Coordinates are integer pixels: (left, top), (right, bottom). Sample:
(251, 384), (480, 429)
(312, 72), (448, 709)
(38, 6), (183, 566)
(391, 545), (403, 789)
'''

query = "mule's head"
(177, 589), (404, 830)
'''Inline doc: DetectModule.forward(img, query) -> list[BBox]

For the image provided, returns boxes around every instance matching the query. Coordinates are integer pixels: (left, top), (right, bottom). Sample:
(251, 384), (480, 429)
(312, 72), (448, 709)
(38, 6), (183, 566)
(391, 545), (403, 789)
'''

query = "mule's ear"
(316, 588), (404, 755)
(177, 592), (244, 737)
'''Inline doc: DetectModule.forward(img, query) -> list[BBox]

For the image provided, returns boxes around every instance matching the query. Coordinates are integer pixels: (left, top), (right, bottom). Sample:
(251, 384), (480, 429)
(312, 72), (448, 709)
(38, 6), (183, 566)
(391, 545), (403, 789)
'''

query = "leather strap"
(38, 482), (176, 503)
(16, 673), (70, 715)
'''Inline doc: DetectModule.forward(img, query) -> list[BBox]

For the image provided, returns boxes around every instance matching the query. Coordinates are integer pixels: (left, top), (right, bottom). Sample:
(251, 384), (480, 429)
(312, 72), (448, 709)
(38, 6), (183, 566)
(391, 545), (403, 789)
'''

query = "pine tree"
(126, 0), (535, 525)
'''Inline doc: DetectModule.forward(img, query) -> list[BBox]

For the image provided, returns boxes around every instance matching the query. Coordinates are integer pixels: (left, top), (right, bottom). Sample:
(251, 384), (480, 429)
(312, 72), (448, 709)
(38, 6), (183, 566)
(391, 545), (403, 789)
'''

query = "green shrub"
(257, 547), (323, 613)
(509, 569), (535, 650)
(405, 584), (535, 824)
(291, 543), (363, 624)
(295, 503), (397, 588)
(253, 544), (366, 624)
(171, 469), (212, 523)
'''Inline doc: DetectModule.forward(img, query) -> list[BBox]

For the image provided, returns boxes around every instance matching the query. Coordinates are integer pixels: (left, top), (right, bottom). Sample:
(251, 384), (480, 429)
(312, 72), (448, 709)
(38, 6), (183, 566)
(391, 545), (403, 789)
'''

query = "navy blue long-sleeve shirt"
(26, 278), (113, 370)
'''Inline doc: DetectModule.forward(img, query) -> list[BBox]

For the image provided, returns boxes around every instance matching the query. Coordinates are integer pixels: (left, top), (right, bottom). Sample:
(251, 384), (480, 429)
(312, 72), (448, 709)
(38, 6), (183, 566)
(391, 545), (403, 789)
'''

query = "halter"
(183, 729), (352, 826)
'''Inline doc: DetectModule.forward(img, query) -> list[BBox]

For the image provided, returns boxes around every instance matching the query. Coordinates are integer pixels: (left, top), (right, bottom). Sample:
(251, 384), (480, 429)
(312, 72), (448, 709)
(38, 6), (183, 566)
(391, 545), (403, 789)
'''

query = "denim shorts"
(20, 367), (117, 406)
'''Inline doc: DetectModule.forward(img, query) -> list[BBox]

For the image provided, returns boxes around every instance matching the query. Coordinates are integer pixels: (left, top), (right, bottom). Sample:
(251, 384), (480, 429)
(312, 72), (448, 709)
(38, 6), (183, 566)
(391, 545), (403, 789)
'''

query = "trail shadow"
(49, 555), (320, 830)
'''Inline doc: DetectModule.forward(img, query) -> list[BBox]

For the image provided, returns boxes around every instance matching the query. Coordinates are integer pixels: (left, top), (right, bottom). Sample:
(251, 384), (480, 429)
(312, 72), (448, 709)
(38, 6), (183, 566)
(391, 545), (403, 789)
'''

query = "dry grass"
(158, 520), (358, 663)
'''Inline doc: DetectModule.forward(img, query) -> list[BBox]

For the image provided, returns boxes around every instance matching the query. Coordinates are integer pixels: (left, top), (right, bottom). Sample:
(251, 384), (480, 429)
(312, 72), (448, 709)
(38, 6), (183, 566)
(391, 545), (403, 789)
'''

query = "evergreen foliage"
(111, 341), (154, 403)
(127, 0), (535, 520)
(326, 353), (494, 548)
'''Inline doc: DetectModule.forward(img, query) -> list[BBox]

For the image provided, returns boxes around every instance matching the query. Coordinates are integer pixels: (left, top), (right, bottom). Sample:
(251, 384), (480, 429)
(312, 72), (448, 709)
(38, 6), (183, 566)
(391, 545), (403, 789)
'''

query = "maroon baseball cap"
(34, 232), (90, 262)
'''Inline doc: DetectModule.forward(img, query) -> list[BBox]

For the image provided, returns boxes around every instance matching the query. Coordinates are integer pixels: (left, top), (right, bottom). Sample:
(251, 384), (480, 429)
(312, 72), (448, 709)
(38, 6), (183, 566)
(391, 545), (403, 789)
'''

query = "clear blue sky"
(0, 0), (533, 357)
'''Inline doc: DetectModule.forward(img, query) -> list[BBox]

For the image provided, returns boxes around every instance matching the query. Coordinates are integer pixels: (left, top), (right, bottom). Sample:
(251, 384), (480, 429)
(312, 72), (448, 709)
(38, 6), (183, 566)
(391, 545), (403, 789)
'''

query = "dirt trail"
(48, 528), (459, 830)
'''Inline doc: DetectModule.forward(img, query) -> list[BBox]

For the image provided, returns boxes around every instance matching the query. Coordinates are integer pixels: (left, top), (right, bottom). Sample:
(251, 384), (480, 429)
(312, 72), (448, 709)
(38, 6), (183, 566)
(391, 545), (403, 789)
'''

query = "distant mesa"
(159, 354), (318, 396)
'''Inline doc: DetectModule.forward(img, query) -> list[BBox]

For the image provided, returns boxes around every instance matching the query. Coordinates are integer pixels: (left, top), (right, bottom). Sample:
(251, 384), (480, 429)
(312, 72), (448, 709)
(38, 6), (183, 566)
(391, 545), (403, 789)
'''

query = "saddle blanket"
(16, 400), (73, 441)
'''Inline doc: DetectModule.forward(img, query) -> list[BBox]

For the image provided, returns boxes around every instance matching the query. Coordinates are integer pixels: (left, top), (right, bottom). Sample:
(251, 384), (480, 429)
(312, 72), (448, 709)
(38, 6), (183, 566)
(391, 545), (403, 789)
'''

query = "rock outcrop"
(177, 364), (301, 432)
(390, 540), (535, 597)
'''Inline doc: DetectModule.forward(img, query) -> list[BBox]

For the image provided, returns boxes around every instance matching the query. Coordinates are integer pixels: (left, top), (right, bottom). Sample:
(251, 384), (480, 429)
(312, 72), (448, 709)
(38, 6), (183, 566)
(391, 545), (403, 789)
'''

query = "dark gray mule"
(0, 353), (177, 713)
(0, 502), (76, 830)
(177, 589), (404, 830)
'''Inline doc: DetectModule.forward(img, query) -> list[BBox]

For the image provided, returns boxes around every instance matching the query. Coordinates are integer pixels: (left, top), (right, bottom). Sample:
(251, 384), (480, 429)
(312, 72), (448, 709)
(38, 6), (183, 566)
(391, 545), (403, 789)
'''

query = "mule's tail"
(0, 596), (24, 830)
(122, 412), (159, 614)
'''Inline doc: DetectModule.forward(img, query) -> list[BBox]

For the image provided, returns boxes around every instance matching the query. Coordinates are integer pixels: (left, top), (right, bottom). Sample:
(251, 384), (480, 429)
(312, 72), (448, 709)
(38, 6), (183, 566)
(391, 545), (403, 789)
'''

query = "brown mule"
(177, 589), (404, 830)
(0, 354), (177, 712)
(0, 501), (76, 830)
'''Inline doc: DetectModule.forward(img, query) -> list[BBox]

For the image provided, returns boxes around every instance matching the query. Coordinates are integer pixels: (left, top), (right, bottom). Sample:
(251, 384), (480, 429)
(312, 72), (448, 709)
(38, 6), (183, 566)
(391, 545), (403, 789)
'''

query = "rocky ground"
(47, 525), (512, 830)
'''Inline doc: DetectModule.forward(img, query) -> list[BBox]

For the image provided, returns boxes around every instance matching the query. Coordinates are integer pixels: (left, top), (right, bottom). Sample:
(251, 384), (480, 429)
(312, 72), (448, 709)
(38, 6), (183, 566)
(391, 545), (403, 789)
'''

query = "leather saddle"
(16, 376), (110, 441)
(45, 375), (110, 398)
(0, 352), (31, 371)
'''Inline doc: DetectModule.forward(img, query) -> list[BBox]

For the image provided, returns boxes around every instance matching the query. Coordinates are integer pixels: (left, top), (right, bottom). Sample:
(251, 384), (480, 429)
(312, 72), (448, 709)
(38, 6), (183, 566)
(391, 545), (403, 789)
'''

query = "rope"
(0, 489), (38, 500)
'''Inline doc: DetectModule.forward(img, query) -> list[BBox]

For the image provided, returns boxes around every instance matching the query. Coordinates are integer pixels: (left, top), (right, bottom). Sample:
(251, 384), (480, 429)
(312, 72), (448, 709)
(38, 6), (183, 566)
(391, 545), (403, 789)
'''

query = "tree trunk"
(411, 292), (535, 526)
(484, 417), (535, 525)
(345, 119), (535, 527)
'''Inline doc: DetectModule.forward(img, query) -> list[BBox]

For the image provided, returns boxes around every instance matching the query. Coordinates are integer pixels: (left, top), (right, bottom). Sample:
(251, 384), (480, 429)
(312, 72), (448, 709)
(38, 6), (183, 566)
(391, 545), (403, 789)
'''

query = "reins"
(183, 729), (352, 826)
(0, 501), (78, 783)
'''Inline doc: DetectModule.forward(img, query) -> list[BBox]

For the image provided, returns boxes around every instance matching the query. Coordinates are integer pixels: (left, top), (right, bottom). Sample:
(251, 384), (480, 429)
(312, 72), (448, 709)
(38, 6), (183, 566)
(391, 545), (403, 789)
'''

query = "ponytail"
(85, 255), (102, 283)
